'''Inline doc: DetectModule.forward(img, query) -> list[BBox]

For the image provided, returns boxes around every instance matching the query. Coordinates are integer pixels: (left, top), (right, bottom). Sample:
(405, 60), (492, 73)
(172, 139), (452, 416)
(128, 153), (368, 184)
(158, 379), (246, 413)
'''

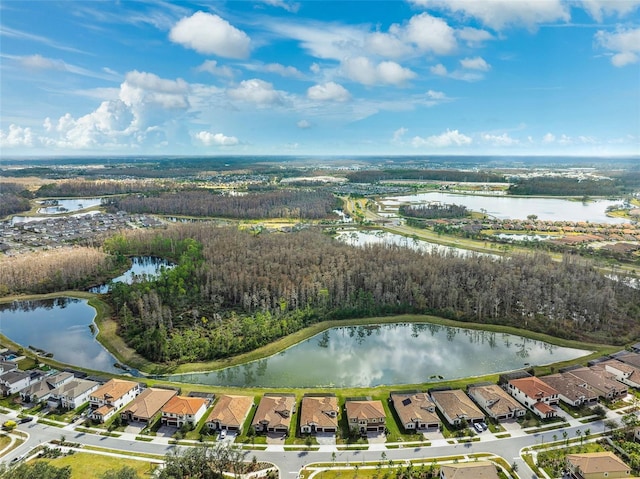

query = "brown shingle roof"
(206, 394), (254, 429)
(431, 390), (484, 421)
(540, 374), (597, 403)
(91, 378), (138, 402)
(300, 396), (338, 429)
(467, 384), (524, 416)
(162, 396), (207, 416)
(122, 388), (177, 421)
(567, 452), (630, 474)
(345, 400), (386, 421)
(390, 393), (438, 426)
(252, 394), (295, 429)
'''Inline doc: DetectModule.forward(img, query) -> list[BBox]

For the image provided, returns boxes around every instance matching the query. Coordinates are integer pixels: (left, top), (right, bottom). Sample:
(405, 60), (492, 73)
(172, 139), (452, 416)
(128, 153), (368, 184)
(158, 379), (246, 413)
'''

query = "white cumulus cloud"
(581, 0), (640, 22)
(195, 60), (235, 78)
(307, 81), (350, 102)
(195, 131), (239, 146)
(296, 119), (312, 129)
(412, 129), (472, 148)
(0, 124), (35, 147)
(404, 12), (457, 54)
(595, 27), (640, 67)
(227, 79), (284, 106)
(457, 27), (494, 46)
(169, 11), (251, 59)
(481, 133), (518, 146)
(410, 0), (570, 30)
(542, 132), (556, 143)
(430, 64), (448, 76)
(342, 57), (415, 86)
(460, 56), (491, 71)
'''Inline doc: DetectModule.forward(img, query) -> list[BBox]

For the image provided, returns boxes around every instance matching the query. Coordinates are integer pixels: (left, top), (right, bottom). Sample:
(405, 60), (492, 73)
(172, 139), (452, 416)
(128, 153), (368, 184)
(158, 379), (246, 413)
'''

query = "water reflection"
(0, 298), (123, 374)
(165, 322), (589, 388)
(37, 198), (103, 215)
(90, 256), (174, 293)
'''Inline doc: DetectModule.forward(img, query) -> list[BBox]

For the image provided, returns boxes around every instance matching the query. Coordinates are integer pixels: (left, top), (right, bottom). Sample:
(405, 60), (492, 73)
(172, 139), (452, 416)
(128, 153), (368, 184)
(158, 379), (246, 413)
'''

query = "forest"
(399, 203), (469, 219)
(345, 169), (507, 184)
(101, 224), (640, 364)
(0, 182), (32, 217)
(36, 179), (176, 197)
(507, 177), (629, 196)
(107, 189), (339, 220)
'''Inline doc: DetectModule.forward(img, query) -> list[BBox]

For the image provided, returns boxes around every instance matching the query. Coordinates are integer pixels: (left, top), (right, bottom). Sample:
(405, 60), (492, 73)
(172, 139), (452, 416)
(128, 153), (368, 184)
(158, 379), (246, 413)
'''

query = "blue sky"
(1, 0), (639, 157)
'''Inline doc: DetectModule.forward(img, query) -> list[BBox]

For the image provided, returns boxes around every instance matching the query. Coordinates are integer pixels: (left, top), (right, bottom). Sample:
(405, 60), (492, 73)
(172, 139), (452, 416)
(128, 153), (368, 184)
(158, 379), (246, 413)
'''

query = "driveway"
(422, 428), (444, 441)
(366, 432), (386, 444)
(156, 425), (177, 438)
(315, 432), (336, 446)
(124, 422), (145, 435)
(266, 432), (286, 445)
(500, 419), (522, 432)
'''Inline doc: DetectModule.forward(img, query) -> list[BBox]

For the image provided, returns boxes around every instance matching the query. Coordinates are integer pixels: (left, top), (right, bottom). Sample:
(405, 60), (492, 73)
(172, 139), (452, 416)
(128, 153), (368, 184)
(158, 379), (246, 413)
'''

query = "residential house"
(602, 359), (640, 389)
(120, 388), (177, 423)
(252, 394), (296, 434)
(345, 399), (386, 434)
(0, 370), (40, 396)
(430, 389), (484, 426)
(506, 377), (559, 419)
(566, 367), (627, 400)
(390, 392), (440, 431)
(47, 378), (99, 410)
(615, 351), (640, 370)
(566, 452), (633, 479)
(299, 394), (339, 434)
(540, 374), (598, 407)
(161, 396), (208, 428)
(89, 379), (141, 423)
(467, 384), (526, 421)
(0, 361), (18, 375)
(439, 461), (500, 479)
(20, 371), (74, 404)
(205, 394), (254, 432)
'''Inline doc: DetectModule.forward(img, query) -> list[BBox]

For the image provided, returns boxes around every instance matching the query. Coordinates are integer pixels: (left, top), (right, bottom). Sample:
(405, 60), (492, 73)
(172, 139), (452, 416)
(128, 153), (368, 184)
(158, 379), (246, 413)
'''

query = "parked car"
(19, 417), (33, 424)
(480, 421), (488, 431)
(473, 422), (483, 433)
(218, 429), (227, 440)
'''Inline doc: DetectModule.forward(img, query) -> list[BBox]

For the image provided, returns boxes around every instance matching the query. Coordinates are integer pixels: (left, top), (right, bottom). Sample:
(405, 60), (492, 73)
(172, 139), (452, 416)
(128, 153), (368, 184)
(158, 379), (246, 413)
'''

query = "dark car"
(19, 417), (33, 424)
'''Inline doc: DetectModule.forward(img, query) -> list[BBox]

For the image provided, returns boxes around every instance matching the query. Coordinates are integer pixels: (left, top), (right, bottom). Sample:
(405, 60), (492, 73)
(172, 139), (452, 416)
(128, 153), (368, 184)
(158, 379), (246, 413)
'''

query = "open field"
(37, 451), (158, 478)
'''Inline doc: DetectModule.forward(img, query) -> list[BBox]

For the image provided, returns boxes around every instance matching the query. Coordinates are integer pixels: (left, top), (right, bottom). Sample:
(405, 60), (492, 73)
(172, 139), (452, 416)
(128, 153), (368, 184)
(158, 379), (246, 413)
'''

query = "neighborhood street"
(1, 407), (627, 479)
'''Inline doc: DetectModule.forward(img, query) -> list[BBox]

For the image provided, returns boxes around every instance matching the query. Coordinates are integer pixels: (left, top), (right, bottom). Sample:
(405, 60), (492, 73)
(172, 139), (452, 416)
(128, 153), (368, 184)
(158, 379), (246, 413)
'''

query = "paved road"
(1, 408), (623, 479)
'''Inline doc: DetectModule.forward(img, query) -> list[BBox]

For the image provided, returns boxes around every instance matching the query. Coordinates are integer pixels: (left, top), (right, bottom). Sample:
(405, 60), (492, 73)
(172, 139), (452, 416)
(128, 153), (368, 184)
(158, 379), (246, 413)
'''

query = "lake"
(0, 297), (122, 374)
(335, 229), (497, 258)
(90, 256), (175, 293)
(379, 192), (629, 223)
(37, 198), (103, 214)
(164, 322), (590, 388)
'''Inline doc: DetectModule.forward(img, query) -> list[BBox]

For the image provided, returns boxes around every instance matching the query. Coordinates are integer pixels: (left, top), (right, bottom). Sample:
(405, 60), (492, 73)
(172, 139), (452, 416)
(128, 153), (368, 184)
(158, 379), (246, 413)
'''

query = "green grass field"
(38, 452), (159, 478)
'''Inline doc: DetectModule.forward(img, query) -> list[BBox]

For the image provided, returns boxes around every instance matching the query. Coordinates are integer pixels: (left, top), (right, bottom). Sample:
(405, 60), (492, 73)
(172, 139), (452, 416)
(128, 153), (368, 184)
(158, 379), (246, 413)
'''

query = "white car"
(218, 429), (227, 440)
(473, 422), (483, 433)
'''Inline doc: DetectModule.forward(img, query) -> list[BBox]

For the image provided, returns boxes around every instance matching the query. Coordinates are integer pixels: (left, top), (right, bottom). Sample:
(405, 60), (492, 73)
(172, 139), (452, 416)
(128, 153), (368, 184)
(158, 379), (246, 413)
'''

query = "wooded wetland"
(1, 155), (640, 385)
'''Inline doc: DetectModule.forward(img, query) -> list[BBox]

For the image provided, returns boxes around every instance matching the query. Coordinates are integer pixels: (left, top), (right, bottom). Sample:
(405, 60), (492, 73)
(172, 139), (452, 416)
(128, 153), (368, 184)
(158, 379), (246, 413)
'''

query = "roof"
(540, 374), (597, 402)
(22, 380), (52, 398)
(300, 396), (339, 429)
(390, 392), (438, 425)
(431, 390), (484, 420)
(567, 452), (630, 474)
(91, 378), (139, 402)
(47, 372), (74, 386)
(252, 394), (296, 429)
(616, 352), (640, 369)
(94, 405), (115, 417)
(534, 402), (555, 414)
(206, 394), (254, 428)
(345, 400), (386, 421)
(162, 396), (208, 416)
(0, 370), (29, 384)
(467, 384), (524, 416)
(567, 367), (625, 395)
(509, 376), (559, 399)
(122, 388), (177, 420)
(51, 379), (98, 399)
(440, 461), (500, 479)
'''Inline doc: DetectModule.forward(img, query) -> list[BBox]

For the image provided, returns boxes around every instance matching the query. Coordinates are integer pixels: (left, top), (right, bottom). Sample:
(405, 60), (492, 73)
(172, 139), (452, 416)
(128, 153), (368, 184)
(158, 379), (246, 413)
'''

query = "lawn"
(39, 452), (159, 478)
(0, 434), (11, 452)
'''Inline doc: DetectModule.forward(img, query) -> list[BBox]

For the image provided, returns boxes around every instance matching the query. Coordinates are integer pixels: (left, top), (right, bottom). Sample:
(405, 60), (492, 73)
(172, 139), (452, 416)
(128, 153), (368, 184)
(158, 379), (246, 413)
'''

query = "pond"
(379, 192), (629, 224)
(164, 322), (590, 388)
(335, 229), (497, 258)
(0, 297), (124, 374)
(37, 198), (104, 214)
(90, 256), (175, 293)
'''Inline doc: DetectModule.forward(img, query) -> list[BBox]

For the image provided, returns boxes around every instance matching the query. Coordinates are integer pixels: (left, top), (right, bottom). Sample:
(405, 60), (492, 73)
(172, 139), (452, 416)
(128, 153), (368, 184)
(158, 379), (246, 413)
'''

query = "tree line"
(345, 169), (507, 184)
(399, 203), (469, 219)
(0, 247), (126, 296)
(104, 224), (640, 364)
(36, 179), (177, 197)
(0, 182), (32, 217)
(107, 189), (340, 220)
(507, 177), (628, 196)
